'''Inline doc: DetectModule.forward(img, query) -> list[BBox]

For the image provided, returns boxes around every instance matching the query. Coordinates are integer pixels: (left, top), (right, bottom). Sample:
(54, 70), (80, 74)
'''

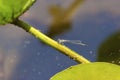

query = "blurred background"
(0, 0), (120, 80)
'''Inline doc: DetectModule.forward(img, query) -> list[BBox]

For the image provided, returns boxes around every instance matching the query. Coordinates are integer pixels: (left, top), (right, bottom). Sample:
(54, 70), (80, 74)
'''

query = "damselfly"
(58, 39), (87, 46)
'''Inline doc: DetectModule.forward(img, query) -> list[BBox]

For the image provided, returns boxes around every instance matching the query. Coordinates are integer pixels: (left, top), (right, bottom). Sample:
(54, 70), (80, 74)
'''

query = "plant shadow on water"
(46, 18), (72, 38)
(46, 0), (84, 38)
(97, 31), (120, 65)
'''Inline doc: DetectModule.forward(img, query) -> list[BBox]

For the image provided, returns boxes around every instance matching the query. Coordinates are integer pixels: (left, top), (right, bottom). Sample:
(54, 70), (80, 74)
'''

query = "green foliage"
(51, 62), (120, 80)
(0, 0), (35, 25)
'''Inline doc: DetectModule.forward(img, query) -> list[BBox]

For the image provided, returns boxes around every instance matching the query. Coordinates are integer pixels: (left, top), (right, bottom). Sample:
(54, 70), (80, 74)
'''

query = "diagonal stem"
(13, 19), (91, 64)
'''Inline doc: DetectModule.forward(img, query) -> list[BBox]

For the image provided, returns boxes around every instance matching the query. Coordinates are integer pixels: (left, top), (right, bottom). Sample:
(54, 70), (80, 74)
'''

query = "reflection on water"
(46, 0), (84, 38)
(97, 31), (120, 65)
(46, 20), (72, 38)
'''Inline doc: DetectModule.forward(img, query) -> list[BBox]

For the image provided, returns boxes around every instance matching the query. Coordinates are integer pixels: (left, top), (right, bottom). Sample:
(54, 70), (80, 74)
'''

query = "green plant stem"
(13, 19), (91, 64)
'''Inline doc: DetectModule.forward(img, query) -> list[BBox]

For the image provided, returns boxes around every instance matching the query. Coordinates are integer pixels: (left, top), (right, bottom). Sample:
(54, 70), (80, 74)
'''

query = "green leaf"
(50, 62), (120, 80)
(0, 0), (36, 25)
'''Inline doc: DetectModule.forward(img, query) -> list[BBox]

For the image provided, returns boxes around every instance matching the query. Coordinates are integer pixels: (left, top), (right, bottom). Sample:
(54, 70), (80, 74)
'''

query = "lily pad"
(0, 0), (36, 25)
(50, 62), (120, 80)
(97, 31), (120, 65)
